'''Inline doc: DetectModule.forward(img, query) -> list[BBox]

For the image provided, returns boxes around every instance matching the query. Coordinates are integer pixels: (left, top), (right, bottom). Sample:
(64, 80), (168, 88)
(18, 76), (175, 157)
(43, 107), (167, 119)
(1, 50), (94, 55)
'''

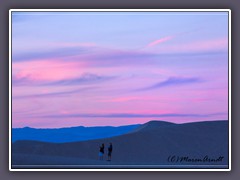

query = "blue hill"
(12, 124), (140, 143)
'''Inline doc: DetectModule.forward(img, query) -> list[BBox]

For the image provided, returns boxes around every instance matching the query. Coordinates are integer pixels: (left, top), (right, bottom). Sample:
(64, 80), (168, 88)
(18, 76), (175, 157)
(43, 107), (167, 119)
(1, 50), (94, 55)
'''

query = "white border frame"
(9, 9), (231, 172)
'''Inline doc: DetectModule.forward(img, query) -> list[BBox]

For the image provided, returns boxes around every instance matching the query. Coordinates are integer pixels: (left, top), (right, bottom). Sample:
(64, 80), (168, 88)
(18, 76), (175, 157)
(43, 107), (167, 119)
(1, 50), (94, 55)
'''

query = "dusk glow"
(12, 11), (229, 128)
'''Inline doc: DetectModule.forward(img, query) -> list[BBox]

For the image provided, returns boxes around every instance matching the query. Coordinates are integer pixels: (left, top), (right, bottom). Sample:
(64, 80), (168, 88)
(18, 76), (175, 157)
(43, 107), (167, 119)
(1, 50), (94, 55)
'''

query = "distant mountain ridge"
(12, 124), (140, 143)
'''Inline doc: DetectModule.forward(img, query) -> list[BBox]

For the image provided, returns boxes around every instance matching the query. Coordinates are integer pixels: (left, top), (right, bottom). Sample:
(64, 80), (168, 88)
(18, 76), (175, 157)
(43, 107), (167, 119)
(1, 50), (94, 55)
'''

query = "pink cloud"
(14, 72), (32, 80)
(100, 96), (150, 103)
(146, 35), (175, 48)
(59, 110), (71, 115)
(13, 59), (86, 82)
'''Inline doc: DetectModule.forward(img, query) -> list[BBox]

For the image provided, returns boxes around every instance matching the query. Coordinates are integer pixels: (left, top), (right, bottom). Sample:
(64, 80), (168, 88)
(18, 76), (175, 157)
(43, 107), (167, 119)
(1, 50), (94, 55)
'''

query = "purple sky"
(12, 11), (229, 128)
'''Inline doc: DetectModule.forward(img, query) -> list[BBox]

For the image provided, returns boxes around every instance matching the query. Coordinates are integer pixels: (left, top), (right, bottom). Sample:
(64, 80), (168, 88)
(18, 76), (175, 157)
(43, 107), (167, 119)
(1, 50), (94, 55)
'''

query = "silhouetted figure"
(107, 143), (113, 161)
(99, 143), (105, 160)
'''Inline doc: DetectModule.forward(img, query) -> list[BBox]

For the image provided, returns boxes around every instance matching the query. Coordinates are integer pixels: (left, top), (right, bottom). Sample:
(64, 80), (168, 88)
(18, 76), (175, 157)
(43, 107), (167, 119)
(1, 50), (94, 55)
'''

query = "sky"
(11, 11), (229, 128)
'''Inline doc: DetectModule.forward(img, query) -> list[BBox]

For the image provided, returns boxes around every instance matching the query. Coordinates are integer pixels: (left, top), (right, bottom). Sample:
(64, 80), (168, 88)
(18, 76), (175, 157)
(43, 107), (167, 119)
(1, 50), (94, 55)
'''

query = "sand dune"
(12, 120), (229, 168)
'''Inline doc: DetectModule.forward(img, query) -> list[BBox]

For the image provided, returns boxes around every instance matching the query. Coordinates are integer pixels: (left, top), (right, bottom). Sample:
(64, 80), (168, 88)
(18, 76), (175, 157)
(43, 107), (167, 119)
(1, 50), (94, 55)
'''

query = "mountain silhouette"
(12, 124), (140, 143)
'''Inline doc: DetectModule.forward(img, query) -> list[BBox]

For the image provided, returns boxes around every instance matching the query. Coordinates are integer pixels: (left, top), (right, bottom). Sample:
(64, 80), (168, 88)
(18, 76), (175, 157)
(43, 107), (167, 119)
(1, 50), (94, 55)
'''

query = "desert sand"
(12, 120), (229, 169)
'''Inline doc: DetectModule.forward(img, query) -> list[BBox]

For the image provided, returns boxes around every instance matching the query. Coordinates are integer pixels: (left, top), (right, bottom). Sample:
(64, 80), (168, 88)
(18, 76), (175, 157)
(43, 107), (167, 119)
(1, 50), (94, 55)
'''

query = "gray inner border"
(0, 0), (239, 179)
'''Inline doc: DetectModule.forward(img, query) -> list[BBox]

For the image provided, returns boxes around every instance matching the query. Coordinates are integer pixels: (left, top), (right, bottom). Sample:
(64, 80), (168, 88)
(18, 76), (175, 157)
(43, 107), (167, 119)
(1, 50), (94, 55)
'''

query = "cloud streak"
(146, 35), (174, 47)
(13, 87), (95, 99)
(37, 112), (227, 119)
(148, 38), (228, 54)
(12, 73), (116, 86)
(136, 77), (203, 91)
(12, 46), (94, 62)
(13, 45), (159, 69)
(43, 73), (116, 86)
